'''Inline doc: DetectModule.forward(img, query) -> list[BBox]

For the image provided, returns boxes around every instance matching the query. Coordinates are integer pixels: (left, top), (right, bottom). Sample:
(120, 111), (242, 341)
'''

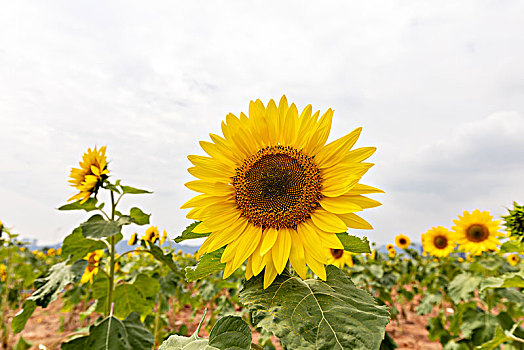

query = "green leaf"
(159, 310), (210, 349)
(159, 311), (252, 350)
(480, 272), (524, 291)
(129, 207), (150, 226)
(448, 273), (482, 303)
(61, 312), (154, 350)
(174, 222), (210, 243)
(80, 214), (122, 239)
(120, 185), (152, 195)
(336, 233), (371, 253)
(58, 198), (100, 212)
(12, 260), (86, 333)
(379, 332), (397, 350)
(62, 227), (106, 262)
(148, 245), (184, 277)
(476, 325), (511, 350)
(417, 294), (441, 315)
(13, 336), (32, 350)
(133, 273), (160, 298)
(185, 248), (226, 282)
(113, 284), (151, 319)
(240, 265), (390, 350)
(500, 240), (524, 253)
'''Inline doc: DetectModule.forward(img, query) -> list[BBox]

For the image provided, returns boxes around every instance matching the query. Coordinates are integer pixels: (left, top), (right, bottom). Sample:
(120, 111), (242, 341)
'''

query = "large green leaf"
(240, 265), (390, 350)
(476, 325), (512, 350)
(159, 311), (252, 350)
(113, 284), (151, 319)
(174, 222), (210, 243)
(80, 214), (122, 239)
(148, 245), (184, 277)
(133, 273), (160, 298)
(448, 273), (482, 303)
(480, 271), (524, 291)
(62, 227), (106, 261)
(417, 294), (441, 315)
(61, 312), (154, 350)
(58, 198), (100, 212)
(499, 240), (524, 253)
(12, 260), (87, 333)
(129, 207), (150, 226)
(120, 185), (152, 195)
(336, 233), (371, 253)
(185, 248), (226, 282)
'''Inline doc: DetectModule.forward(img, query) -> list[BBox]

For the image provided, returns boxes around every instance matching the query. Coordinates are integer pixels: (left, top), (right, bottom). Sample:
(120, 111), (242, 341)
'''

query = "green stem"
(1, 246), (13, 349)
(153, 294), (161, 347)
(106, 191), (117, 317)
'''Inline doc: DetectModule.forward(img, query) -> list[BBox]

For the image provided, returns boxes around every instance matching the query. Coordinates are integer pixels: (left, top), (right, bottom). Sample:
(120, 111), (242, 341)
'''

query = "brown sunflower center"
(331, 249), (344, 259)
(465, 224), (489, 242)
(433, 235), (448, 249)
(399, 238), (407, 245)
(233, 145), (322, 229)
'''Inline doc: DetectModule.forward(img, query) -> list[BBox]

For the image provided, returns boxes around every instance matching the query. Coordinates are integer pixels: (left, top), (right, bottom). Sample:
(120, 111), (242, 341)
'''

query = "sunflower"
(507, 254), (520, 266)
(47, 248), (56, 257)
(421, 226), (456, 257)
(68, 146), (109, 203)
(142, 226), (159, 244)
(0, 263), (6, 282)
(159, 229), (168, 245)
(395, 234), (410, 249)
(388, 249), (396, 258)
(128, 233), (138, 246)
(385, 244), (394, 251)
(327, 249), (354, 269)
(182, 96), (382, 288)
(452, 210), (502, 255)
(81, 250), (103, 284)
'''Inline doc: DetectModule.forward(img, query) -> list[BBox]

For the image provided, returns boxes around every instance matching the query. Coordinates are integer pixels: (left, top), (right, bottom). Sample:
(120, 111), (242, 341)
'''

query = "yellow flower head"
(47, 248), (56, 257)
(458, 257), (465, 262)
(37, 252), (45, 259)
(56, 248), (62, 255)
(68, 146), (109, 203)
(0, 263), (6, 282)
(182, 96), (382, 288)
(386, 244), (394, 251)
(327, 249), (354, 269)
(128, 233), (138, 246)
(142, 226), (159, 244)
(452, 210), (502, 255)
(395, 234), (410, 249)
(159, 229), (168, 245)
(388, 249), (396, 258)
(20, 247), (26, 252)
(421, 226), (456, 258)
(80, 250), (104, 284)
(507, 254), (520, 266)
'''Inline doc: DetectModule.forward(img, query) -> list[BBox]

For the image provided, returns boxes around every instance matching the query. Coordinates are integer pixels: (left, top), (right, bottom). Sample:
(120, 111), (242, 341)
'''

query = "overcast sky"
(1, 1), (523, 246)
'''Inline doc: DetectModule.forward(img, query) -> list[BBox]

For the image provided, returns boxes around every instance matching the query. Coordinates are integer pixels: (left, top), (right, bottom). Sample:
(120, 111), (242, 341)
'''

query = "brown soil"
(6, 297), (442, 350)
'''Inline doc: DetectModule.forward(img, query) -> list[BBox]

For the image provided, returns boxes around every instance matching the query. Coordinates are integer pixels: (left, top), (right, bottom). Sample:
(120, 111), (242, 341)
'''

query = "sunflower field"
(1, 97), (523, 350)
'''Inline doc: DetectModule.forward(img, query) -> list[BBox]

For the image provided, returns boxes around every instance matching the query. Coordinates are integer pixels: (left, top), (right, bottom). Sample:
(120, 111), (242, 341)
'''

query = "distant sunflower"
(388, 249), (396, 258)
(395, 234), (410, 249)
(386, 244), (394, 251)
(182, 96), (382, 288)
(327, 249), (354, 269)
(0, 263), (6, 282)
(68, 146), (109, 203)
(507, 254), (520, 266)
(452, 210), (502, 255)
(81, 250), (103, 284)
(128, 233), (138, 246)
(142, 226), (159, 244)
(421, 226), (456, 257)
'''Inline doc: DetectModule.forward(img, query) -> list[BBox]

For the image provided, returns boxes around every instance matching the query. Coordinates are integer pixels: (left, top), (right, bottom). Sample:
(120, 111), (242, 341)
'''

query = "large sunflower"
(182, 96), (382, 288)
(327, 248), (354, 269)
(452, 210), (502, 255)
(68, 146), (109, 203)
(421, 226), (456, 257)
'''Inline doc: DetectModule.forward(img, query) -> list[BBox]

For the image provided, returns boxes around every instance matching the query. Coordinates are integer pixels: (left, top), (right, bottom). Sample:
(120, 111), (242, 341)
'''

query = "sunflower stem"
(106, 191), (117, 317)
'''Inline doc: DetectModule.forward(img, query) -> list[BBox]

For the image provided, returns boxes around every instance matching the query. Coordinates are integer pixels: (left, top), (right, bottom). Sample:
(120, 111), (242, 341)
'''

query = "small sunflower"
(68, 146), (109, 203)
(142, 226), (160, 244)
(327, 249), (354, 269)
(47, 248), (56, 257)
(81, 250), (103, 284)
(395, 234), (410, 249)
(421, 226), (456, 257)
(388, 249), (396, 258)
(159, 229), (168, 245)
(452, 210), (502, 255)
(507, 254), (520, 266)
(128, 233), (138, 246)
(182, 96), (382, 288)
(385, 244), (394, 251)
(0, 263), (6, 282)
(56, 248), (62, 255)
(0, 219), (3, 236)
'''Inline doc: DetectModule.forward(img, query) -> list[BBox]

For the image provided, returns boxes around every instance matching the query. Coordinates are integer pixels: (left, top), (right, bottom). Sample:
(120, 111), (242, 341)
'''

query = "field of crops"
(1, 98), (524, 350)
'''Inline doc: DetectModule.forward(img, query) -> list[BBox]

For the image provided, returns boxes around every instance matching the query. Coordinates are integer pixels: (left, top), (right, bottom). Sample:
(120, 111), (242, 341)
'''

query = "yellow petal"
(297, 221), (331, 262)
(343, 147), (376, 163)
(282, 103), (298, 146)
(320, 196), (362, 214)
(316, 231), (344, 249)
(345, 183), (384, 195)
(305, 253), (326, 280)
(315, 127), (362, 168)
(181, 194), (234, 209)
(336, 212), (373, 230)
(245, 257), (254, 280)
(205, 219), (248, 252)
(272, 228), (292, 274)
(185, 181), (233, 196)
(310, 209), (347, 233)
(263, 254), (278, 289)
(321, 175), (360, 197)
(191, 221), (211, 234)
(288, 230), (307, 279)
(251, 239), (266, 276)
(260, 227), (279, 256)
(341, 195), (382, 209)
